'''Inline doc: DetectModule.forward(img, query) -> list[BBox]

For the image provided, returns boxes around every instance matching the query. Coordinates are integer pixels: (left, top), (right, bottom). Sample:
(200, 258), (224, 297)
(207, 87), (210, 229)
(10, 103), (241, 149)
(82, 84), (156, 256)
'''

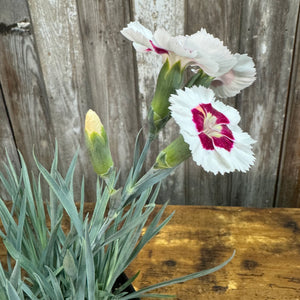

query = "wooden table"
(124, 205), (300, 300)
(1, 204), (300, 299)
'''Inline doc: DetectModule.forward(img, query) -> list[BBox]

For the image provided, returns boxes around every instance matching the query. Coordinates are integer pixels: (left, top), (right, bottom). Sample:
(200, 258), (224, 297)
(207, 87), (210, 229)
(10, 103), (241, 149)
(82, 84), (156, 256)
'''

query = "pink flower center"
(191, 103), (234, 151)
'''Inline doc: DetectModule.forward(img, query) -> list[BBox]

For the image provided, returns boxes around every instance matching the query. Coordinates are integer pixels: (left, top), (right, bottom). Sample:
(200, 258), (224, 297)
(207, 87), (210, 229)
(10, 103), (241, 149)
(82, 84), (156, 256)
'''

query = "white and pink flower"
(121, 21), (236, 73)
(121, 22), (256, 98)
(210, 54), (256, 98)
(169, 86), (255, 174)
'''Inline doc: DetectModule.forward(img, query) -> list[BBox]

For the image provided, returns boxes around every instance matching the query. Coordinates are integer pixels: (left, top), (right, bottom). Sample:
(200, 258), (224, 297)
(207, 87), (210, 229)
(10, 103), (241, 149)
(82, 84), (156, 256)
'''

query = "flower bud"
(148, 59), (185, 136)
(154, 135), (191, 169)
(85, 109), (113, 177)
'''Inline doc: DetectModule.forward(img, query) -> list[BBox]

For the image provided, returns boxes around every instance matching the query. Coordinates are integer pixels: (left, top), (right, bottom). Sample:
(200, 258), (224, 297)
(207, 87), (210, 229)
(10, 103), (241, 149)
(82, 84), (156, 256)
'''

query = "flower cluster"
(121, 22), (256, 98)
(120, 21), (256, 175)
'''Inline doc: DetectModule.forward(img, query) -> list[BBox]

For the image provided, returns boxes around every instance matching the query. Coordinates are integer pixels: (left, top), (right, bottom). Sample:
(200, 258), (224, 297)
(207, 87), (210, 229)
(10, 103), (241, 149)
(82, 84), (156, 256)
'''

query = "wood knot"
(163, 260), (176, 267)
(212, 285), (228, 293)
(0, 21), (31, 35)
(284, 221), (299, 233)
(242, 259), (258, 270)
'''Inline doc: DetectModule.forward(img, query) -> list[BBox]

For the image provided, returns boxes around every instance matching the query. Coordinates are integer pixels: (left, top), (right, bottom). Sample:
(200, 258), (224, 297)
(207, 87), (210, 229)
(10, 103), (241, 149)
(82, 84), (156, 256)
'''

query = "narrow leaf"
(34, 156), (83, 237)
(6, 281), (21, 300)
(84, 225), (95, 300)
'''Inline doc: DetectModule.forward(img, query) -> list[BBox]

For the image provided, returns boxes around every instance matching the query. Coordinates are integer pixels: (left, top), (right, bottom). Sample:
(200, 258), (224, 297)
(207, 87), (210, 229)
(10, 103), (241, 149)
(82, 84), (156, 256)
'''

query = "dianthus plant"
(0, 21), (255, 299)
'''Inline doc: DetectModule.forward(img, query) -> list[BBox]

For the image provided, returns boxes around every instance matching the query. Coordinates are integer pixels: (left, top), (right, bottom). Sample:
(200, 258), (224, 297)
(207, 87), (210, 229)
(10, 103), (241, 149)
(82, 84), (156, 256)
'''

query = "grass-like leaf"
(84, 224), (95, 300)
(0, 143), (235, 299)
(34, 156), (83, 237)
(6, 280), (21, 300)
(45, 266), (64, 300)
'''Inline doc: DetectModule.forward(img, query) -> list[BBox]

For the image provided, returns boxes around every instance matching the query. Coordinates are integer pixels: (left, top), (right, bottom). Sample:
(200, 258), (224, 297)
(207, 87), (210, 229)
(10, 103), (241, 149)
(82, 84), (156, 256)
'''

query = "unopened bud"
(85, 109), (113, 177)
(154, 135), (191, 169)
(149, 59), (185, 135)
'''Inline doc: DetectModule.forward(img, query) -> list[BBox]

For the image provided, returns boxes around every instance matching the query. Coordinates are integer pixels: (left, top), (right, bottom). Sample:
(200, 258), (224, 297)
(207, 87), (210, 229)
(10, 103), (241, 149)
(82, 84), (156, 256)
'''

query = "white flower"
(185, 28), (237, 77)
(169, 86), (255, 174)
(210, 54), (256, 98)
(121, 22), (236, 72)
(120, 21), (153, 52)
(121, 21), (196, 67)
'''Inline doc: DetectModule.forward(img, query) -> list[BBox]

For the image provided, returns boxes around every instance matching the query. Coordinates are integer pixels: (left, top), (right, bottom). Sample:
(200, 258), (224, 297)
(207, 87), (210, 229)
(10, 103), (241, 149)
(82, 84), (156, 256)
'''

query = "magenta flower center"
(191, 103), (234, 151)
(149, 40), (169, 55)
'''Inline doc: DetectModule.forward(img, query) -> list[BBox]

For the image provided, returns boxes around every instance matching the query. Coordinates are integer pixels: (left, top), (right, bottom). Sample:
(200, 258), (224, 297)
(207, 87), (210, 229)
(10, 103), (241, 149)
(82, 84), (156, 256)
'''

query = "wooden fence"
(0, 0), (299, 207)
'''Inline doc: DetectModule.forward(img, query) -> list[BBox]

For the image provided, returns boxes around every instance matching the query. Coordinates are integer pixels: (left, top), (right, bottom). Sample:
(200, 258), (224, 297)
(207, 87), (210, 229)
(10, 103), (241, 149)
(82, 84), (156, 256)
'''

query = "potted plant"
(0, 21), (255, 299)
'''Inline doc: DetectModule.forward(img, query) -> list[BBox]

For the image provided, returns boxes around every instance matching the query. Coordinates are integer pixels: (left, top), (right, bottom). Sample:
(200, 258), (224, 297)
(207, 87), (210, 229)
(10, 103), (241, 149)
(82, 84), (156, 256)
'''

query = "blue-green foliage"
(0, 142), (234, 299)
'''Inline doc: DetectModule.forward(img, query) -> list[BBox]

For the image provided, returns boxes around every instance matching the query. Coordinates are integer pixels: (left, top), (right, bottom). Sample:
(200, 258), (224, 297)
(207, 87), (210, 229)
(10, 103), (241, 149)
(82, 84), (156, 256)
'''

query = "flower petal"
(121, 21), (153, 52)
(185, 28), (237, 76)
(153, 29), (197, 65)
(122, 21), (234, 70)
(210, 54), (256, 98)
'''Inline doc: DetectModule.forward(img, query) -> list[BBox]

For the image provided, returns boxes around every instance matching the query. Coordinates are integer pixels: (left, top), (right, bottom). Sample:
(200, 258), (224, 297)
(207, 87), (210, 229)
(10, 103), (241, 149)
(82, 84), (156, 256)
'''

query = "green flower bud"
(149, 59), (185, 135)
(154, 135), (191, 169)
(85, 109), (114, 177)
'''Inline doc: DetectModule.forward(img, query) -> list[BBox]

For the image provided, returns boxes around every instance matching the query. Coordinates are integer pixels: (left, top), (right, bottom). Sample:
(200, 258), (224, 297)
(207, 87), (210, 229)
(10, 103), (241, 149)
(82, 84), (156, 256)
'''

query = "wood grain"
(125, 205), (300, 299)
(0, 1), (299, 207)
(276, 7), (300, 207)
(186, 0), (300, 207)
(0, 0), (55, 177)
(0, 84), (20, 174)
(230, 0), (300, 207)
(1, 203), (298, 299)
(27, 0), (93, 201)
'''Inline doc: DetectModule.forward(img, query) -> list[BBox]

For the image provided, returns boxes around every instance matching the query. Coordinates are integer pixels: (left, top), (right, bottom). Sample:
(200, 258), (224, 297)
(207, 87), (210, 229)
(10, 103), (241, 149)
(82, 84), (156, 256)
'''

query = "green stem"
(103, 169), (117, 193)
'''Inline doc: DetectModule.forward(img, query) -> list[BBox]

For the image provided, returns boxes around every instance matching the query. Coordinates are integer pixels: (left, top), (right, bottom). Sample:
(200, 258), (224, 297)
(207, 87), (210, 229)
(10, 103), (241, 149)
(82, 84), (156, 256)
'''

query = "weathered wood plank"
(0, 1), (299, 206)
(0, 84), (20, 181)
(186, 0), (299, 207)
(76, 0), (138, 187)
(231, 0), (299, 207)
(27, 0), (94, 201)
(132, 0), (186, 204)
(276, 8), (300, 207)
(0, 0), (55, 176)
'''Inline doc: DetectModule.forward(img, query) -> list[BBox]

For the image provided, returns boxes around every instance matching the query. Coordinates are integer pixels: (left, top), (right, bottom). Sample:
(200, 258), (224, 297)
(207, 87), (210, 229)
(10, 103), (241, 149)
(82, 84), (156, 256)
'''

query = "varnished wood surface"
(124, 205), (300, 299)
(0, 204), (300, 299)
